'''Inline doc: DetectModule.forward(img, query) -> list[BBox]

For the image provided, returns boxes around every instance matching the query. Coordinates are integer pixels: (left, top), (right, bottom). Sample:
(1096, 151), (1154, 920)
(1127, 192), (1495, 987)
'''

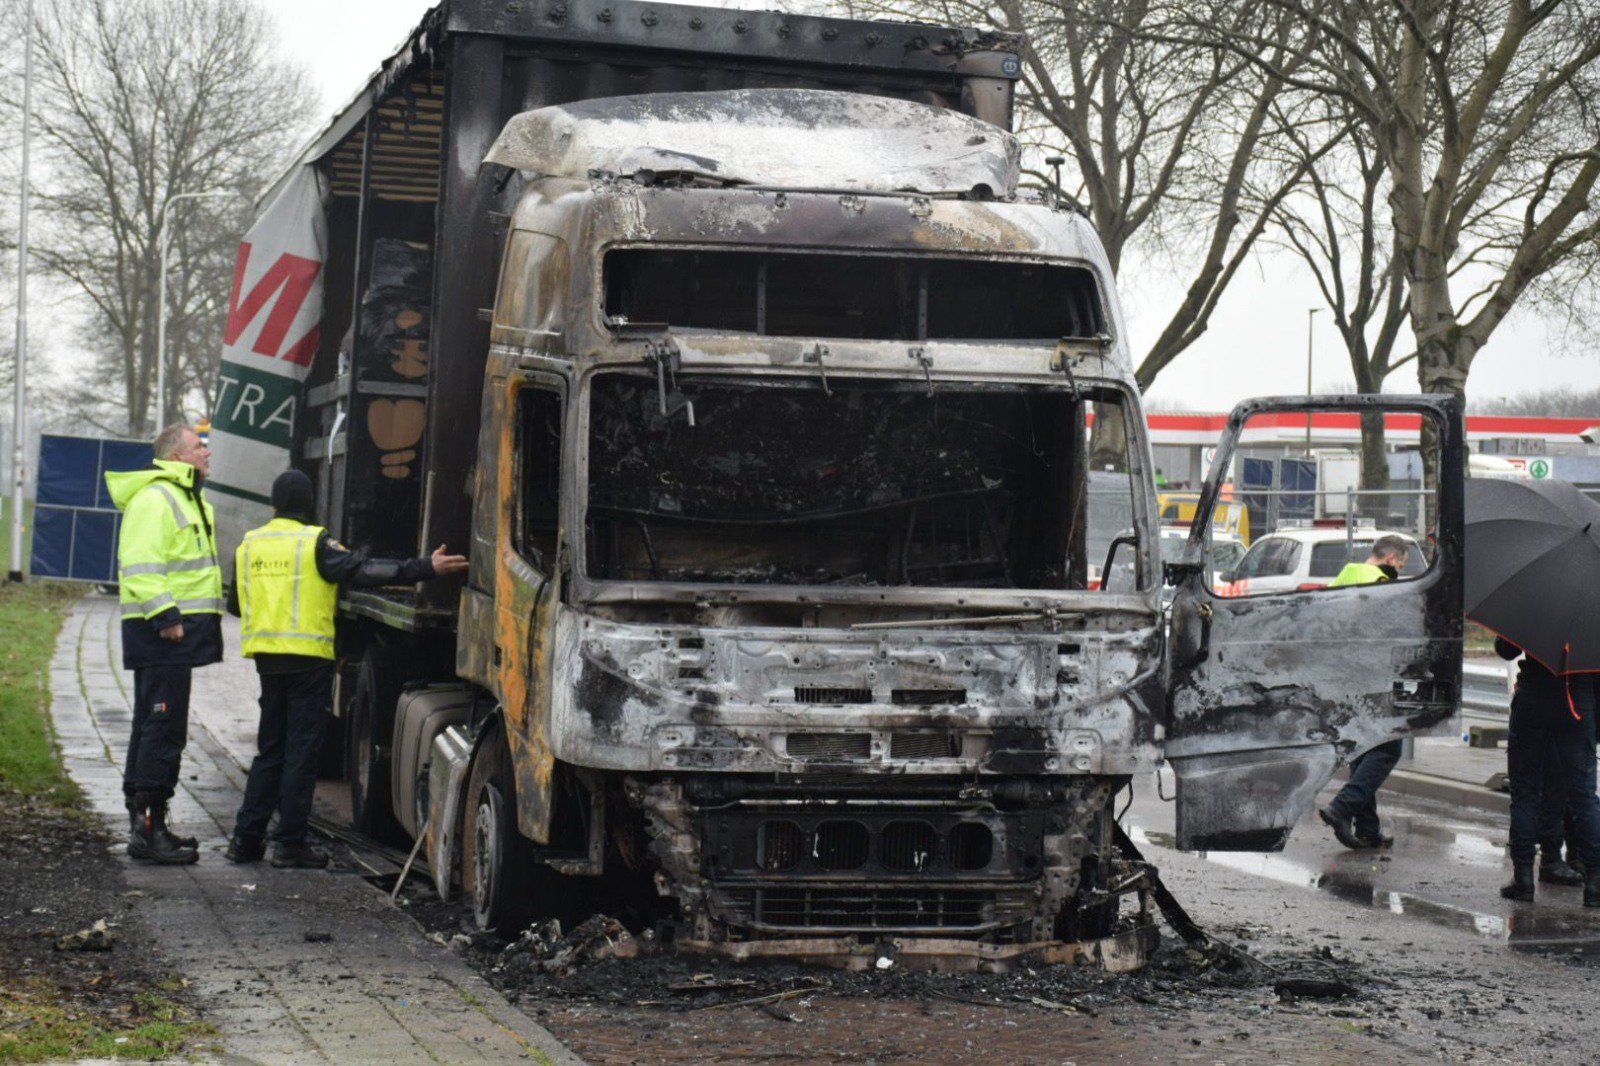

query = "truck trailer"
(209, 0), (1465, 967)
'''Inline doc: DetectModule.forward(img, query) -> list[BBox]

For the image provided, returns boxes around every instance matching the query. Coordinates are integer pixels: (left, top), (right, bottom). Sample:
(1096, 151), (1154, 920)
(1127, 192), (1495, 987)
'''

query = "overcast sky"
(267, 0), (1599, 413)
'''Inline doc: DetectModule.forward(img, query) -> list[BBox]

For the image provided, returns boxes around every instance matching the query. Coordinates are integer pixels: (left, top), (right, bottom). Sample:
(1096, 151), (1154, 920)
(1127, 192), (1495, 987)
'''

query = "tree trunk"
(1358, 408), (1388, 524)
(1416, 340), (1468, 547)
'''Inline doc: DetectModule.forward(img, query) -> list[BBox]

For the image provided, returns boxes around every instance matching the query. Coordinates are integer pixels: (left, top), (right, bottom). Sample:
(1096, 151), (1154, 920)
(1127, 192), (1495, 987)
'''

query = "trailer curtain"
(207, 166), (327, 576)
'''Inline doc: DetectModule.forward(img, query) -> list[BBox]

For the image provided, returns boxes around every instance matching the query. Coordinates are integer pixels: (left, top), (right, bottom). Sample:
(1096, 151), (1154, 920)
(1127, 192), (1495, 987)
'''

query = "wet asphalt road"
(1123, 776), (1600, 1062)
(1129, 775), (1600, 962)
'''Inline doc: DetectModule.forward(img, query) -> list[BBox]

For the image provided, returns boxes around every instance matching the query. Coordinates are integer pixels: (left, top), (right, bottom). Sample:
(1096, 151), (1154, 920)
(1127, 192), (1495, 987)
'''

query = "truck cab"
(438, 90), (1170, 955)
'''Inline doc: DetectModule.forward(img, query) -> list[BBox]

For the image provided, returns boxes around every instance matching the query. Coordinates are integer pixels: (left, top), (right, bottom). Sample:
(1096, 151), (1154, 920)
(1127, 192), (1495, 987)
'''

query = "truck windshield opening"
(603, 249), (1105, 341)
(583, 374), (1141, 590)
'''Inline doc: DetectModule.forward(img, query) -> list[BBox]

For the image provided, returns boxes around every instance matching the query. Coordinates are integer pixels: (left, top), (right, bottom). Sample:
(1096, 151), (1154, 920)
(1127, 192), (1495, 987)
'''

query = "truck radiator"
(785, 732), (871, 759)
(722, 885), (1000, 932)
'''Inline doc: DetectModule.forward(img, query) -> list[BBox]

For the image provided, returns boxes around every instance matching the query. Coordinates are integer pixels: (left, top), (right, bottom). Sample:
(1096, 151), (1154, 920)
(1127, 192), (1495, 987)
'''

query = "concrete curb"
(1381, 767), (1509, 814)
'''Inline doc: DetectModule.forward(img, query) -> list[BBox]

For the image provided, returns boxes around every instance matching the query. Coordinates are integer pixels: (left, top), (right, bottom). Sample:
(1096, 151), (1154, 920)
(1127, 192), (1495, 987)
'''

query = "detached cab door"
(1164, 395), (1463, 851)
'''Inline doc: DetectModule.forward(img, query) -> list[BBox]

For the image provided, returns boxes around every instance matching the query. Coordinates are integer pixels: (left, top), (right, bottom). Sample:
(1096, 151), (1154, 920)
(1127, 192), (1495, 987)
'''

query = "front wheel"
(459, 727), (592, 935)
(460, 729), (535, 934)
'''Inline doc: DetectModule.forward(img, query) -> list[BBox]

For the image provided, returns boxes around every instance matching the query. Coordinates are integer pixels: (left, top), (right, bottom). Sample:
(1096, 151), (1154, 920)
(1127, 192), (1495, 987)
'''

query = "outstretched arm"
(313, 532), (466, 587)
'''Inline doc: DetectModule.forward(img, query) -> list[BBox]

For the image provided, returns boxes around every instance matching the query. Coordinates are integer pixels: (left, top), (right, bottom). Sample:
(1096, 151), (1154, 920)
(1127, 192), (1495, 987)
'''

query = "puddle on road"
(1130, 825), (1600, 959)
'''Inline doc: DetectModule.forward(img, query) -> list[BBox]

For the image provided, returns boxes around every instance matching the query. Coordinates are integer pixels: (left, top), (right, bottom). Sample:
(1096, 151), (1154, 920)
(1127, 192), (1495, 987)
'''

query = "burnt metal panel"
(1165, 394), (1465, 851)
(421, 33), (508, 600)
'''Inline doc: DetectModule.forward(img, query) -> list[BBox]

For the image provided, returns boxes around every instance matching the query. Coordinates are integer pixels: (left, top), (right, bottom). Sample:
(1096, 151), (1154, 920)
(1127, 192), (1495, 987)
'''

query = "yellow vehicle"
(1158, 492), (1252, 544)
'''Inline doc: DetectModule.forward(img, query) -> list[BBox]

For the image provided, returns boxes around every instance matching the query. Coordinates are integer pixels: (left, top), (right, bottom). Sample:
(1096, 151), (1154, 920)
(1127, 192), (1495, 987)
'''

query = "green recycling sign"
(1529, 458), (1553, 479)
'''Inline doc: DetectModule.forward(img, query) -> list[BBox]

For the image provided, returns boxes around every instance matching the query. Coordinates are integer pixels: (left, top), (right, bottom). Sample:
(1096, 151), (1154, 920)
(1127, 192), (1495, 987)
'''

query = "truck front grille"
(785, 732), (871, 760)
(890, 731), (960, 760)
(891, 687), (966, 705)
(881, 820), (938, 872)
(793, 686), (873, 704)
(726, 885), (997, 931)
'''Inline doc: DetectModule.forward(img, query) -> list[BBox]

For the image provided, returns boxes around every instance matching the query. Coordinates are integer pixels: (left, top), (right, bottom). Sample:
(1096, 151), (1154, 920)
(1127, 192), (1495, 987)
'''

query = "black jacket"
(1496, 637), (1598, 716)
(226, 521), (435, 674)
(121, 612), (224, 671)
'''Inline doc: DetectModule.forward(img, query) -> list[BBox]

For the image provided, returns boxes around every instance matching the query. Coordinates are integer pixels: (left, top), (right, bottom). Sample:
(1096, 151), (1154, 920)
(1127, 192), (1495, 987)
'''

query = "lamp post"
(1305, 307), (1322, 455)
(9, 0), (35, 583)
(155, 190), (237, 432)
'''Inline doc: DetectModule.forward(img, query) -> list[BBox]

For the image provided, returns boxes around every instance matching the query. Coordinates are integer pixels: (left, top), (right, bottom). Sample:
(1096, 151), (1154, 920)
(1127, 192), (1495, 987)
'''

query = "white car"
(1161, 526), (1247, 577)
(1216, 527), (1425, 596)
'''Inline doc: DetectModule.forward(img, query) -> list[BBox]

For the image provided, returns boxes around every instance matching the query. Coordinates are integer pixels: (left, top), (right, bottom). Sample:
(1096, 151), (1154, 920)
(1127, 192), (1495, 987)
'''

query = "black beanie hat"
(271, 470), (316, 521)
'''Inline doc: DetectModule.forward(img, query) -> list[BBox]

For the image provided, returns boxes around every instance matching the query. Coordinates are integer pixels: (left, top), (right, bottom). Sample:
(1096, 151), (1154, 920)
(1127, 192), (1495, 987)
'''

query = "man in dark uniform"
(224, 470), (467, 868)
(1496, 636), (1600, 905)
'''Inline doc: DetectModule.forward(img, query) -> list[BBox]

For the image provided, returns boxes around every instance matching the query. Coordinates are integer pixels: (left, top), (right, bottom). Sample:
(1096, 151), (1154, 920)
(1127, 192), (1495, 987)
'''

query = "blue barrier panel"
(29, 434), (153, 584)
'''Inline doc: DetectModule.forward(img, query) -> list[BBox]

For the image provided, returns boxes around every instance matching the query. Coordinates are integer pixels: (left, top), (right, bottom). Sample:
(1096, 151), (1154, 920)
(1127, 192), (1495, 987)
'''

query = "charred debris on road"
(419, 905), (1370, 1020)
(388, 853), (1371, 1024)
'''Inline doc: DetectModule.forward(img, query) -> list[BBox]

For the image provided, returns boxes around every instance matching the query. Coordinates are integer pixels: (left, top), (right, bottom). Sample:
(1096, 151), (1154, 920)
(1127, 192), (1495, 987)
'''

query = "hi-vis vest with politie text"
(237, 517), (338, 659)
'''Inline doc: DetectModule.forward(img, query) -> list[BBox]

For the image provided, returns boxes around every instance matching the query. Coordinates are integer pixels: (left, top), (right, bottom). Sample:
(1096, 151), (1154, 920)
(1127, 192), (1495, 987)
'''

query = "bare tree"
(1269, 111), (1409, 501)
(10, 0), (314, 436)
(840, 0), (1339, 390)
(1174, 0), (1600, 404)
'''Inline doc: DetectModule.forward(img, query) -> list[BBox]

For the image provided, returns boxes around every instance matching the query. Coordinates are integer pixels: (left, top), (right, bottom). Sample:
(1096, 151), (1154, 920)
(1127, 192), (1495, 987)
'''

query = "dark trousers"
(1508, 687), (1600, 869)
(232, 665), (334, 847)
(1538, 736), (1574, 857)
(124, 666), (192, 806)
(1328, 739), (1403, 839)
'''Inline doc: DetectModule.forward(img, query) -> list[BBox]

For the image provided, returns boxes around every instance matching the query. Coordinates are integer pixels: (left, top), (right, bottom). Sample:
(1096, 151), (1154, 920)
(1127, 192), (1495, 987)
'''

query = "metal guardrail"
(1462, 662), (1512, 717)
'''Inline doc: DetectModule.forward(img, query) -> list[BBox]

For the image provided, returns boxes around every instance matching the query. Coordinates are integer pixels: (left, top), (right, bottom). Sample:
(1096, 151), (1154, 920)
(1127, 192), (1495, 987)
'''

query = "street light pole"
(9, 0), (35, 583)
(1305, 307), (1322, 456)
(156, 190), (237, 432)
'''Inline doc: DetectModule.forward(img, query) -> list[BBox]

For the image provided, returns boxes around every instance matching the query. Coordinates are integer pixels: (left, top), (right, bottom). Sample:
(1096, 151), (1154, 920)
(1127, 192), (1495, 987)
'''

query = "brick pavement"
(48, 592), (583, 1065)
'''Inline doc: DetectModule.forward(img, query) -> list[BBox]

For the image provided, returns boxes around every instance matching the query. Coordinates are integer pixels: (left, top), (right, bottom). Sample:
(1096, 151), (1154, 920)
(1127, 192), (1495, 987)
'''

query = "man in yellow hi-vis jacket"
(1318, 533), (1412, 851)
(107, 424), (223, 865)
(225, 470), (467, 868)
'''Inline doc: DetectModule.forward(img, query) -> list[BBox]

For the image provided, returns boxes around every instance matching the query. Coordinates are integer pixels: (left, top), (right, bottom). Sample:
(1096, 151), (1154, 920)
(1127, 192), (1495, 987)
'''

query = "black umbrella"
(1465, 478), (1600, 674)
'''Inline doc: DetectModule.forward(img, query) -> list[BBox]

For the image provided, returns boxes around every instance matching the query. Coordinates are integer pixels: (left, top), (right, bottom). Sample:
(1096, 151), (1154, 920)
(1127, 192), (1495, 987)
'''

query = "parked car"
(1161, 526), (1247, 575)
(1159, 527), (1245, 605)
(1216, 527), (1425, 596)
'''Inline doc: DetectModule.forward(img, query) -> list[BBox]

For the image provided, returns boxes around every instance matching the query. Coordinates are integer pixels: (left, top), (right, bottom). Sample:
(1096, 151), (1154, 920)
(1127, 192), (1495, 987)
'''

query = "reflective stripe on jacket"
(237, 517), (338, 660)
(1329, 562), (1391, 588)
(107, 460), (223, 621)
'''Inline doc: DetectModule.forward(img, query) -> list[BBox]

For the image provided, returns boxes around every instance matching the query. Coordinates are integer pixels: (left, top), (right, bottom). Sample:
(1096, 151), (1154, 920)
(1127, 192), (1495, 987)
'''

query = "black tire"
(346, 649), (406, 846)
(459, 726), (591, 935)
(461, 728), (536, 934)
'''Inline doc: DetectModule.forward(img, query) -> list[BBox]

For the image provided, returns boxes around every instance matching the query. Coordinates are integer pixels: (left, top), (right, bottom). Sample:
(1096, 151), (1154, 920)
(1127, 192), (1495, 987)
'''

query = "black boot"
(225, 835), (265, 864)
(1540, 852), (1584, 886)
(1500, 863), (1535, 902)
(270, 842), (329, 869)
(154, 801), (198, 851)
(127, 800), (198, 865)
(1585, 867), (1600, 908)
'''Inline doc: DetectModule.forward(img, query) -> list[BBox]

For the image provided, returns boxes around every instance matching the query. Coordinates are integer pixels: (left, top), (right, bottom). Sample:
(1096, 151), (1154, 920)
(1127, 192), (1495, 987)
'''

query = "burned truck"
(208, 0), (1464, 965)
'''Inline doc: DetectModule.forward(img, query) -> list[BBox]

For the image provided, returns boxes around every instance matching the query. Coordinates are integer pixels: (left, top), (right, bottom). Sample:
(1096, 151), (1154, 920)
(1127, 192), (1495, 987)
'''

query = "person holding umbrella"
(1465, 478), (1600, 906)
(1495, 636), (1587, 889)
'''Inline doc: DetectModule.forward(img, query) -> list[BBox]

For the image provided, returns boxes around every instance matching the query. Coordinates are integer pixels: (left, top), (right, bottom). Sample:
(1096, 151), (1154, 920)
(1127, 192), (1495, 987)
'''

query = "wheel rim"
(471, 786), (501, 929)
